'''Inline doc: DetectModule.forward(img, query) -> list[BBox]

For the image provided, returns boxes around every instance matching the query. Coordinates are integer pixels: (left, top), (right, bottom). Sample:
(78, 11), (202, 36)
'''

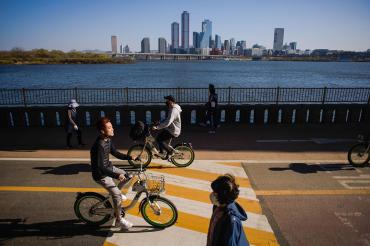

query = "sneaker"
(121, 194), (127, 201)
(116, 218), (133, 229)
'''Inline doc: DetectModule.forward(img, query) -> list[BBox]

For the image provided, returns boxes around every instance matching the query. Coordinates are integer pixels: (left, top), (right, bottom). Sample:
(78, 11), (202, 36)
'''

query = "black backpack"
(129, 121), (147, 140)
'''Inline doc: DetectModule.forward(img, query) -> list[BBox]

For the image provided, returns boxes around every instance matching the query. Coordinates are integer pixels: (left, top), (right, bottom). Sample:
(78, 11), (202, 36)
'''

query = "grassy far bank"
(0, 48), (134, 64)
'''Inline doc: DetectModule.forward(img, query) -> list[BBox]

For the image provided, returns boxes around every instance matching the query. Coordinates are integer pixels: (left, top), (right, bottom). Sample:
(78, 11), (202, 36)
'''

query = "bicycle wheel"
(140, 196), (178, 228)
(348, 143), (370, 166)
(127, 144), (152, 168)
(171, 145), (195, 167)
(74, 193), (112, 226)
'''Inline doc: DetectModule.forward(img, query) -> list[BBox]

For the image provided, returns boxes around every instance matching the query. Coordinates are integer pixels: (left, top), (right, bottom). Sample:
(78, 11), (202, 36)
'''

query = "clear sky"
(1, 0), (369, 52)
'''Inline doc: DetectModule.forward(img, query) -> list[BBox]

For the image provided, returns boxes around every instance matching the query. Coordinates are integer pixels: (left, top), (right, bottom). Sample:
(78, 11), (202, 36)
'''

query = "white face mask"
(209, 192), (220, 206)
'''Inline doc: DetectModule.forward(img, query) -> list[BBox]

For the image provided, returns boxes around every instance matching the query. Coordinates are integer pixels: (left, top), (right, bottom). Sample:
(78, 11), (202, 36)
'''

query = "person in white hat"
(66, 99), (85, 148)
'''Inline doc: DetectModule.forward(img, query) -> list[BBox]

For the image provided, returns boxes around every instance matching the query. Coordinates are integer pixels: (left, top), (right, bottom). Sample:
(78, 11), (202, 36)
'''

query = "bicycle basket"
(145, 174), (165, 194)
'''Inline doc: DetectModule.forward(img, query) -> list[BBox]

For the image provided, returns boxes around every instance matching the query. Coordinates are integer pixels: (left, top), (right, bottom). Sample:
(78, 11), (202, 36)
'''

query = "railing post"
(367, 90), (370, 105)
(177, 87), (180, 103)
(74, 87), (78, 101)
(125, 87), (129, 104)
(322, 87), (327, 105)
(228, 87), (231, 105)
(22, 88), (27, 107)
(276, 87), (280, 105)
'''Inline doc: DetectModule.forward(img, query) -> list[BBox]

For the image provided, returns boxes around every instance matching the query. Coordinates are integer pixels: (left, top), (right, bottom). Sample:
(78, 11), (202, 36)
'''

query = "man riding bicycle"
(90, 117), (134, 229)
(152, 95), (182, 160)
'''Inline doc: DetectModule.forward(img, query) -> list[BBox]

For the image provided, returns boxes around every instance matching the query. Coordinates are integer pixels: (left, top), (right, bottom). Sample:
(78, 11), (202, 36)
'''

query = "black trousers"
(156, 130), (175, 154)
(67, 129), (82, 147)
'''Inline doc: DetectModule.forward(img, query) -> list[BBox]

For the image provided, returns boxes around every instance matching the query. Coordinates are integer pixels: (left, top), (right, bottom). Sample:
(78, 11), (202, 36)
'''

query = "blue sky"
(1, 0), (369, 52)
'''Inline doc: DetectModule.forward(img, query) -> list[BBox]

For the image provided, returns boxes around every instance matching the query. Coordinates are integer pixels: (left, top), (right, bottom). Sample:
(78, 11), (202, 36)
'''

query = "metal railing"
(0, 87), (369, 106)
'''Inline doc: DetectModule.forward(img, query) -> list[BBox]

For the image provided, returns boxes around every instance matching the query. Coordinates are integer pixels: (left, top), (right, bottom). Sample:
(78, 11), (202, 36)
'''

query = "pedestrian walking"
(207, 84), (218, 133)
(207, 174), (250, 246)
(66, 99), (85, 148)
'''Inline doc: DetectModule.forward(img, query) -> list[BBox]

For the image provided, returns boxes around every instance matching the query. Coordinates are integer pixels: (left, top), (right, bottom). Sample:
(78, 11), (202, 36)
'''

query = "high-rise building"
(111, 35), (118, 54)
(171, 22), (179, 50)
(141, 37), (150, 53)
(193, 32), (200, 49)
(124, 45), (130, 53)
(273, 28), (284, 51)
(215, 35), (222, 49)
(181, 11), (189, 49)
(241, 41), (247, 49)
(119, 44), (123, 54)
(289, 42), (297, 50)
(224, 40), (230, 55)
(230, 38), (236, 53)
(199, 19), (212, 49)
(158, 38), (167, 54)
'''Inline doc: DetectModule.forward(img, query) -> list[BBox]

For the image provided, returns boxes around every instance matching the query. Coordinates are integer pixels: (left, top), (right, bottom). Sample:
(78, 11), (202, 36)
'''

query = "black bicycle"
(348, 134), (370, 167)
(127, 124), (195, 168)
(74, 168), (178, 228)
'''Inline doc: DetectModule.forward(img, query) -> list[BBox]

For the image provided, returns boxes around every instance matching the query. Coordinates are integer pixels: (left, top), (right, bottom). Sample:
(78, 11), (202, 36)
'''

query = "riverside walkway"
(0, 124), (369, 246)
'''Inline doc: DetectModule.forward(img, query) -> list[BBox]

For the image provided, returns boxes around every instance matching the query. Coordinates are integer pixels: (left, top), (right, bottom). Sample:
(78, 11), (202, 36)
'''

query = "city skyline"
(0, 0), (370, 52)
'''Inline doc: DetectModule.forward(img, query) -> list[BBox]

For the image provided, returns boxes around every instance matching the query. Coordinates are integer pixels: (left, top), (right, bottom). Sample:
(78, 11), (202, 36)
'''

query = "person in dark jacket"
(66, 99), (85, 148)
(207, 174), (249, 246)
(90, 117), (133, 230)
(207, 84), (218, 133)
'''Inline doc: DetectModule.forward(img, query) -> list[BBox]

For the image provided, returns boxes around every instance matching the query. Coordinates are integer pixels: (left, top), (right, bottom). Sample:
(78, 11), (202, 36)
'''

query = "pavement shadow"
(0, 218), (112, 242)
(33, 163), (91, 175)
(116, 225), (163, 233)
(269, 163), (356, 174)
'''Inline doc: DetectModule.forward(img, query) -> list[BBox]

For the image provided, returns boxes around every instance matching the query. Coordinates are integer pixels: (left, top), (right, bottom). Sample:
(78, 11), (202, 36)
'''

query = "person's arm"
(68, 109), (77, 126)
(96, 145), (120, 179)
(157, 108), (175, 129)
(110, 141), (132, 160)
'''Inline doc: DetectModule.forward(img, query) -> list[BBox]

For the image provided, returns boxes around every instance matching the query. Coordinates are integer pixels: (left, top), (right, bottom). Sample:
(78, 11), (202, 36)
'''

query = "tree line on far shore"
(0, 48), (134, 64)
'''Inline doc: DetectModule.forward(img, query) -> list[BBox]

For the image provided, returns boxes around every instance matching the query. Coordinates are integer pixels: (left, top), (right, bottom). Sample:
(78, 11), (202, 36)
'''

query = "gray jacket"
(157, 104), (182, 137)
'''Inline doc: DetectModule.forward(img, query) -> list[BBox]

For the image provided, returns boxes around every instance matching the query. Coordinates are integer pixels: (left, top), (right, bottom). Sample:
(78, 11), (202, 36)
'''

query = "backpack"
(129, 121), (147, 140)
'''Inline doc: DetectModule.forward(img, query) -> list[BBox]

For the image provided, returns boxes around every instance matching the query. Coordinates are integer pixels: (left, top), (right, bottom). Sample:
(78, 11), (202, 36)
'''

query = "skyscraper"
(215, 35), (222, 49)
(230, 38), (236, 53)
(199, 19), (212, 49)
(224, 40), (230, 55)
(193, 32), (200, 49)
(273, 28), (284, 51)
(289, 42), (297, 50)
(141, 37), (150, 53)
(171, 22), (179, 51)
(158, 38), (167, 54)
(111, 35), (117, 54)
(181, 11), (189, 49)
(120, 44), (123, 54)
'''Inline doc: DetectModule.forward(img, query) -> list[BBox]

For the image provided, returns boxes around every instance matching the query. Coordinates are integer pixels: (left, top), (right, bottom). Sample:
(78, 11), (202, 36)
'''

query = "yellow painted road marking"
(103, 241), (118, 246)
(215, 161), (244, 167)
(256, 189), (370, 196)
(165, 183), (262, 214)
(150, 162), (251, 188)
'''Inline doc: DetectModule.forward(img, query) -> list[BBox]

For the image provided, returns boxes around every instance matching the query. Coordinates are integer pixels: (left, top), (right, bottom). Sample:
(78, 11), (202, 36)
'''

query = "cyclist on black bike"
(152, 95), (182, 160)
(90, 117), (134, 229)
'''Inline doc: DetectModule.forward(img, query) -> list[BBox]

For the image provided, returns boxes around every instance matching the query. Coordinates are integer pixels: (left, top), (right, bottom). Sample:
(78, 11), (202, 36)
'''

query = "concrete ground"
(0, 123), (369, 246)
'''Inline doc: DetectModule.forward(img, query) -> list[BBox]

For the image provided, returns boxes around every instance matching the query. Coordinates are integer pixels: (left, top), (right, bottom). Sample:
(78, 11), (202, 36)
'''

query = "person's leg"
(97, 177), (122, 221)
(160, 130), (175, 157)
(67, 133), (72, 148)
(156, 130), (166, 154)
(77, 129), (84, 145)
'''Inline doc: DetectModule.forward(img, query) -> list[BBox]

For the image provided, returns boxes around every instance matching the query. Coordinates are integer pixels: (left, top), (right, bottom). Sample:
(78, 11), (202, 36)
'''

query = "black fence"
(1, 87), (370, 106)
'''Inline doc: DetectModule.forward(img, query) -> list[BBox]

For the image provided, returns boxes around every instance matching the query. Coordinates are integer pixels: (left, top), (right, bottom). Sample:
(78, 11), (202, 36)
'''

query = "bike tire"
(74, 193), (112, 226)
(127, 144), (152, 168)
(171, 145), (195, 167)
(140, 196), (178, 228)
(348, 143), (370, 167)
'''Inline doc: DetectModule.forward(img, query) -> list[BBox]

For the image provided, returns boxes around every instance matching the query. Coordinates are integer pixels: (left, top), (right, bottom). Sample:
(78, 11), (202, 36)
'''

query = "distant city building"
(181, 11), (190, 49)
(282, 43), (290, 51)
(224, 40), (230, 55)
(273, 28), (284, 51)
(124, 45), (130, 53)
(141, 37), (150, 53)
(209, 39), (215, 49)
(193, 32), (200, 49)
(229, 38), (236, 54)
(158, 37), (167, 54)
(119, 44), (123, 54)
(199, 19), (212, 49)
(171, 22), (179, 51)
(289, 42), (297, 50)
(215, 35), (222, 49)
(111, 35), (118, 54)
(240, 41), (247, 49)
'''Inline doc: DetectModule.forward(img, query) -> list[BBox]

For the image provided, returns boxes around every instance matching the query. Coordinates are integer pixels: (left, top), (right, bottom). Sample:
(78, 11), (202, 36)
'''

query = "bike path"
(103, 160), (279, 246)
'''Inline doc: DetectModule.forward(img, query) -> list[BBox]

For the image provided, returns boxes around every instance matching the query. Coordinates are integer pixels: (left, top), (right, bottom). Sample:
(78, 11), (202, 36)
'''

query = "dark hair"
(211, 174), (239, 204)
(96, 117), (111, 131)
(209, 84), (216, 95)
